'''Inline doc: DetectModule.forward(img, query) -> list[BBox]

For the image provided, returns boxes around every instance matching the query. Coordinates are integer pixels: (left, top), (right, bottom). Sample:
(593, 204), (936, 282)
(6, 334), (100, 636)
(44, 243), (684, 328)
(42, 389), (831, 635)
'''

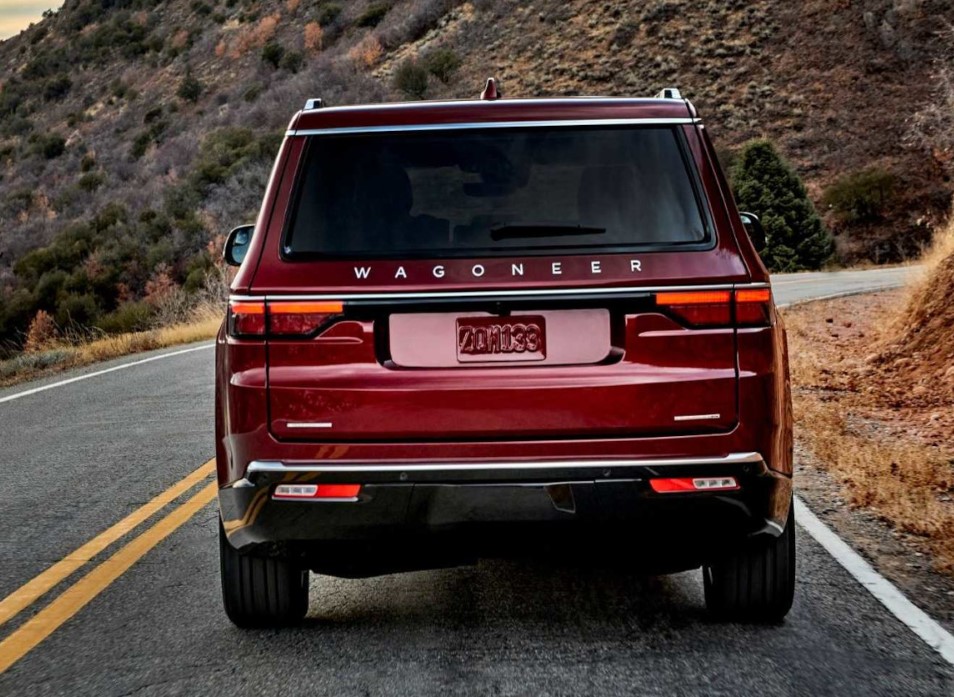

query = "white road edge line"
(0, 343), (214, 406)
(794, 496), (954, 666)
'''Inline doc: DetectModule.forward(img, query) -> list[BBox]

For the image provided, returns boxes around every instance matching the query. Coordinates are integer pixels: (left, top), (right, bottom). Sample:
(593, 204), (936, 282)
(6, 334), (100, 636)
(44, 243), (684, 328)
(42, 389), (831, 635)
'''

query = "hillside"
(1, 0), (952, 346)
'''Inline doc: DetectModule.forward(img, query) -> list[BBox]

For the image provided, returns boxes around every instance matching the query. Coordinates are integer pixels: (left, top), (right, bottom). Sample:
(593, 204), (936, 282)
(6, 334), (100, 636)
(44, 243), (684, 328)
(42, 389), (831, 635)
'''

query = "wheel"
(703, 502), (796, 623)
(219, 522), (309, 628)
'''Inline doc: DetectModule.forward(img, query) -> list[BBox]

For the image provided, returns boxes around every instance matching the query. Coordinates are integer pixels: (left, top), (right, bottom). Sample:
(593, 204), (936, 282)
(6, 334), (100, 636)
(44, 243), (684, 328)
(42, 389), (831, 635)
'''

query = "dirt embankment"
(873, 230), (954, 416)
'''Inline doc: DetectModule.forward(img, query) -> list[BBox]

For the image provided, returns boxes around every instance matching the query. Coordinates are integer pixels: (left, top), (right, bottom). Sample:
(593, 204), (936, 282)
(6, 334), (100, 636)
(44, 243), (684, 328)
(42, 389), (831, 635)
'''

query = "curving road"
(1, 266), (951, 696)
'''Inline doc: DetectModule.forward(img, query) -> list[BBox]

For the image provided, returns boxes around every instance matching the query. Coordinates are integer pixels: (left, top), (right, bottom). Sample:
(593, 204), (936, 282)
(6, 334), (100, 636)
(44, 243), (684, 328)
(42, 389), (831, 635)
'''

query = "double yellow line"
(0, 459), (218, 674)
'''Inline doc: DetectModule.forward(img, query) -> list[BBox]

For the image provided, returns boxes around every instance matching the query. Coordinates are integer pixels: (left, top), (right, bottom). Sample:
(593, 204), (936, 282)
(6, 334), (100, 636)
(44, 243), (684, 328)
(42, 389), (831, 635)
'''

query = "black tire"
(703, 502), (796, 623)
(219, 523), (309, 628)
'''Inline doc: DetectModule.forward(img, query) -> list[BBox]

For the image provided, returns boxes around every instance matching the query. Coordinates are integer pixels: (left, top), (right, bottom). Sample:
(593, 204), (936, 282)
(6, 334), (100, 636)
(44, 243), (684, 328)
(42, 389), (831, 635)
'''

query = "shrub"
(393, 59), (429, 99)
(96, 300), (154, 334)
(55, 293), (100, 329)
(423, 48), (461, 84)
(358, 2), (390, 27)
(318, 3), (341, 26)
(822, 168), (897, 223)
(130, 130), (153, 159)
(231, 13), (280, 57)
(349, 35), (383, 68)
(78, 172), (105, 192)
(43, 74), (72, 101)
(143, 107), (163, 124)
(731, 139), (833, 272)
(262, 41), (285, 68)
(280, 50), (304, 73)
(24, 310), (58, 352)
(30, 133), (66, 159)
(5, 189), (34, 215)
(1, 115), (33, 138)
(177, 71), (202, 103)
(304, 21), (323, 53)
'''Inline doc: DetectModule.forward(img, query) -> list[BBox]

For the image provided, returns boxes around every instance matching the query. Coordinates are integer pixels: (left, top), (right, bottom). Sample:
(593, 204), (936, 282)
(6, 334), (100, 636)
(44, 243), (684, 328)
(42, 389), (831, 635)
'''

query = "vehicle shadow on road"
(301, 557), (711, 634)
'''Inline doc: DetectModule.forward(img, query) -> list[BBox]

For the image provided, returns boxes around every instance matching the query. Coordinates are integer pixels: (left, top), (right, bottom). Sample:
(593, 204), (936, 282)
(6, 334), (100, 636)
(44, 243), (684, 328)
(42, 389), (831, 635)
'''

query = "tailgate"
(265, 293), (738, 441)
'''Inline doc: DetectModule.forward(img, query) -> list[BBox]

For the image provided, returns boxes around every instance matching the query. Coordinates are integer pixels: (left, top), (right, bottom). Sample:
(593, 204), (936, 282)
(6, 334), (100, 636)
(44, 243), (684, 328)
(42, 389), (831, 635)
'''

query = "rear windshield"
(284, 125), (710, 258)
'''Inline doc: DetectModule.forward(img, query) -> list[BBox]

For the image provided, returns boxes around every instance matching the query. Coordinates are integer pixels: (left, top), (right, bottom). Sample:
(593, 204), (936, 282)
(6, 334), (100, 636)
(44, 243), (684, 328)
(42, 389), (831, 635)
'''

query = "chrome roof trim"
(229, 282), (770, 303)
(299, 97), (693, 114)
(286, 117), (699, 137)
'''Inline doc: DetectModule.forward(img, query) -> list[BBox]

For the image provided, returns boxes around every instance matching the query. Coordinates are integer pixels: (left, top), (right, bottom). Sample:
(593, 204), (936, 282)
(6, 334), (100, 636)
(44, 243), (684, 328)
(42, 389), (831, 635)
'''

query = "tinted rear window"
(284, 126), (710, 258)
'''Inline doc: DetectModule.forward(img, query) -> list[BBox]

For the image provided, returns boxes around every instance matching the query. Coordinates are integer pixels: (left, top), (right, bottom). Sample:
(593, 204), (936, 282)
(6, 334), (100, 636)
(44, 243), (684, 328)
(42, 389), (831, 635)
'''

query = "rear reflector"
(649, 477), (739, 493)
(273, 483), (361, 499)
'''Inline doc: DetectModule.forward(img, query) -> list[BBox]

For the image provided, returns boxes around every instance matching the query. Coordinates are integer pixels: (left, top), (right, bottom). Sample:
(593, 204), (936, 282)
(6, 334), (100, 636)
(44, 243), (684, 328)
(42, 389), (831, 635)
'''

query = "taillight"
(228, 301), (265, 337)
(735, 288), (772, 327)
(268, 301), (344, 337)
(655, 290), (732, 327)
(227, 299), (343, 338)
(654, 288), (772, 328)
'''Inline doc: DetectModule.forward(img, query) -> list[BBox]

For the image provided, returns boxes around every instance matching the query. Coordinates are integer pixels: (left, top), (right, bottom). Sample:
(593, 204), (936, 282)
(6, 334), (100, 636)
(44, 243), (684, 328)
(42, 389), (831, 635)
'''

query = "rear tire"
(703, 502), (795, 623)
(219, 523), (309, 628)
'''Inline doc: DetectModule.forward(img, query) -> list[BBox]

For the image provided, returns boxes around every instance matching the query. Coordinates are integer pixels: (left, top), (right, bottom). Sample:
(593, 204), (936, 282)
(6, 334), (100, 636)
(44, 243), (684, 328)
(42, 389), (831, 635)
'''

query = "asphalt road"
(2, 266), (952, 696)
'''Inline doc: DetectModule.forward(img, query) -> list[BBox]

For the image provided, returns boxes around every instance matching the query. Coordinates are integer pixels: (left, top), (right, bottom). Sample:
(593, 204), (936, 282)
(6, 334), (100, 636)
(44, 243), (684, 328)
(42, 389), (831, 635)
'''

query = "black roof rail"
(654, 87), (682, 100)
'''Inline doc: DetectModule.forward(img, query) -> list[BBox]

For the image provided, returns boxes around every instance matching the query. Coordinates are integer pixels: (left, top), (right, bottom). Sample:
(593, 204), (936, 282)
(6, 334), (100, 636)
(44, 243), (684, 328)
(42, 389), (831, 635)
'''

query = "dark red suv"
(215, 84), (794, 628)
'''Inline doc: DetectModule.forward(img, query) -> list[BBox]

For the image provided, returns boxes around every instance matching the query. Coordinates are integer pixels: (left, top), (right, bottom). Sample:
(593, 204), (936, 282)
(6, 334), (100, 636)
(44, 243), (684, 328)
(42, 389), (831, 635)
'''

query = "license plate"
(456, 316), (546, 363)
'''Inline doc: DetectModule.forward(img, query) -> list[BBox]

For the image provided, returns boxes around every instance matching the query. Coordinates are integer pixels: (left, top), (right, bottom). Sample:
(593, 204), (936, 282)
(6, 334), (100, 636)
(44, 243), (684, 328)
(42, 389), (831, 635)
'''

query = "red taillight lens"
(735, 288), (772, 327)
(227, 300), (344, 338)
(654, 289), (772, 328)
(228, 301), (265, 337)
(650, 477), (739, 493)
(268, 301), (344, 336)
(273, 483), (361, 499)
(655, 290), (732, 327)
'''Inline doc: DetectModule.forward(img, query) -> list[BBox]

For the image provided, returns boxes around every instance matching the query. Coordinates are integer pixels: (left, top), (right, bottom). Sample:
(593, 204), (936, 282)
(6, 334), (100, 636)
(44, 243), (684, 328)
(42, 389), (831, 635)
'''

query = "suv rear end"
(215, 86), (794, 627)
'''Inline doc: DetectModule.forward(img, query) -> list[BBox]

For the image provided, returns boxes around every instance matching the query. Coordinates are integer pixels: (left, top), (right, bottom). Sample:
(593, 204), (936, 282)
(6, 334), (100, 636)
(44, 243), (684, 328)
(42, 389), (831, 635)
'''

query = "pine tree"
(731, 140), (833, 272)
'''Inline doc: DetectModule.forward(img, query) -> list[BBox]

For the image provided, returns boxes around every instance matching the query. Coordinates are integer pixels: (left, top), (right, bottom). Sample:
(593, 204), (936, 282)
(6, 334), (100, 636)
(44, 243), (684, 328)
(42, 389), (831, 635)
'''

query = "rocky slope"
(0, 0), (951, 343)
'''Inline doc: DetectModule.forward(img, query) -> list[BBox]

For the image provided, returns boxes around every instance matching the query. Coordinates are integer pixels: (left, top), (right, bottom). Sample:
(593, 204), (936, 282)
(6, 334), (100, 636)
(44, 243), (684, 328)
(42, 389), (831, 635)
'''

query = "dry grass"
(885, 215), (954, 341)
(0, 307), (221, 389)
(785, 292), (954, 573)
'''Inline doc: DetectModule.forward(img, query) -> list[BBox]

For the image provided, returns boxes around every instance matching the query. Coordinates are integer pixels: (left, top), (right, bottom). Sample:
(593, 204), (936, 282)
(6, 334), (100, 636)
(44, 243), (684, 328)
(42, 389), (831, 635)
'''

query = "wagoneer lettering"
(350, 258), (645, 283)
(217, 86), (794, 629)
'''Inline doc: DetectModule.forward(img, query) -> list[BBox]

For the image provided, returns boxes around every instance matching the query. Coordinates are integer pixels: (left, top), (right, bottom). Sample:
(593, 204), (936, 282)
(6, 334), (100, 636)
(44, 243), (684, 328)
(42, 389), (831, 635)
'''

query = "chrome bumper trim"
(247, 452), (763, 477)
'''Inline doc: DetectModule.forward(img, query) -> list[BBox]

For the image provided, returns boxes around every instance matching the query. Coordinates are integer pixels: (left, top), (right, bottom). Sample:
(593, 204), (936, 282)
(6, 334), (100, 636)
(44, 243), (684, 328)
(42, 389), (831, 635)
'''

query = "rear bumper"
(219, 452), (791, 574)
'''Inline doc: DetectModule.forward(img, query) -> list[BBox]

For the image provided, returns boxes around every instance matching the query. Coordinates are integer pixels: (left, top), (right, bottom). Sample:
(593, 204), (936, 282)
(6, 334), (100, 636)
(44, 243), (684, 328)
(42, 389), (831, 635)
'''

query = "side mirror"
(739, 212), (766, 253)
(224, 224), (254, 267)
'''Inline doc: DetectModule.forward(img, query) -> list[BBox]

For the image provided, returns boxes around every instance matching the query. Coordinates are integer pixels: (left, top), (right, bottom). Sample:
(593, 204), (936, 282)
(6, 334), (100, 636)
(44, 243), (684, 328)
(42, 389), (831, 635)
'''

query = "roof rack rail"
(654, 88), (682, 100)
(304, 98), (324, 110)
